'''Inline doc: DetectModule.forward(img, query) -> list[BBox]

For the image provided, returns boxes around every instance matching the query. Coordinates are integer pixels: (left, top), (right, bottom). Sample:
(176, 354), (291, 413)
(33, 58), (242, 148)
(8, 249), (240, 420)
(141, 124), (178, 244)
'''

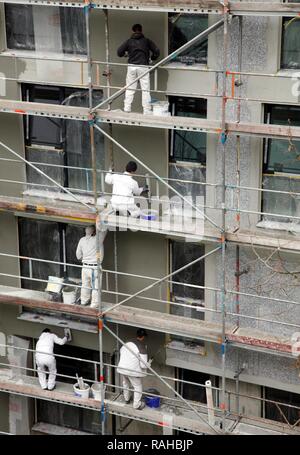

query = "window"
(177, 369), (215, 404)
(264, 387), (300, 425)
(281, 15), (300, 70)
(168, 97), (207, 218)
(262, 104), (300, 222)
(36, 345), (107, 434)
(169, 240), (205, 347)
(18, 218), (85, 291)
(22, 84), (104, 192)
(168, 14), (208, 65)
(5, 5), (87, 54)
(171, 240), (205, 302)
(169, 97), (207, 164)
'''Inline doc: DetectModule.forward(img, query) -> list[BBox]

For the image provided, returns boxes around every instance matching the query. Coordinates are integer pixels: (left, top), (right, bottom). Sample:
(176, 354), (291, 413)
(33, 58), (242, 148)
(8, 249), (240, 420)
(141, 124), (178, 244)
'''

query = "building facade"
(0, 0), (300, 435)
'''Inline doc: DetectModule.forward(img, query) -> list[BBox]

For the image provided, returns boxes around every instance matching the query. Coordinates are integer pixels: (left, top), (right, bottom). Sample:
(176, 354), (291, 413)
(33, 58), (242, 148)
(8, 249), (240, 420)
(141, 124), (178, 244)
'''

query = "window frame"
(35, 343), (105, 434)
(4, 4), (87, 55)
(18, 217), (85, 291)
(261, 103), (300, 223)
(168, 13), (208, 66)
(263, 386), (300, 425)
(263, 103), (300, 176)
(21, 83), (105, 194)
(168, 96), (207, 165)
(280, 16), (300, 71)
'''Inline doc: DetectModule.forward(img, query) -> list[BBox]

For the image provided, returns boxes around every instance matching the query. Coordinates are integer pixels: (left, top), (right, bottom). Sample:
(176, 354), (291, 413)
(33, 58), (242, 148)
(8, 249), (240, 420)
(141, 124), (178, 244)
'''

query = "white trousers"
(112, 202), (141, 218)
(122, 375), (143, 409)
(124, 66), (151, 113)
(36, 354), (56, 390)
(81, 266), (99, 307)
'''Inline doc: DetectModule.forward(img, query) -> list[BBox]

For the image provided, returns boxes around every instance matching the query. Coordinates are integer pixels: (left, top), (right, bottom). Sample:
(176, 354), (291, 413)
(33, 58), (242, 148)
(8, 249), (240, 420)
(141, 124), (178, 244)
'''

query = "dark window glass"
(5, 4), (35, 51)
(59, 8), (87, 55)
(281, 17), (300, 70)
(262, 104), (300, 222)
(171, 241), (205, 301)
(19, 218), (61, 291)
(63, 90), (104, 191)
(169, 14), (208, 65)
(169, 241), (205, 345)
(5, 5), (86, 54)
(37, 345), (102, 434)
(169, 97), (207, 164)
(265, 387), (300, 425)
(179, 369), (212, 403)
(65, 224), (85, 280)
(19, 218), (85, 291)
(22, 84), (104, 192)
(24, 86), (63, 148)
(264, 104), (300, 174)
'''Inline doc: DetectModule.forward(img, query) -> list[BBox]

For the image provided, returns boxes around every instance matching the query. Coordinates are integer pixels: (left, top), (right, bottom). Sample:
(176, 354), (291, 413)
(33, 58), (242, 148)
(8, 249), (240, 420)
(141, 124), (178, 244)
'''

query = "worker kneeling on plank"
(36, 328), (71, 391)
(76, 225), (107, 308)
(117, 328), (152, 410)
(105, 161), (148, 218)
(117, 23), (160, 115)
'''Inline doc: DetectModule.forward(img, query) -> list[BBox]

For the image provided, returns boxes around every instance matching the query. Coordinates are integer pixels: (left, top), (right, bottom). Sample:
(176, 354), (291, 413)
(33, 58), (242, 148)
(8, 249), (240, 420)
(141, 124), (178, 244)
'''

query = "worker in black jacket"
(117, 24), (160, 115)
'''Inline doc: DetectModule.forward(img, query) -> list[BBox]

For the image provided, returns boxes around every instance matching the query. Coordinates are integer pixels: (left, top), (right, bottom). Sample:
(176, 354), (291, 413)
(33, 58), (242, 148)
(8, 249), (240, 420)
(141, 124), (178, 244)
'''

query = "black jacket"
(117, 32), (160, 66)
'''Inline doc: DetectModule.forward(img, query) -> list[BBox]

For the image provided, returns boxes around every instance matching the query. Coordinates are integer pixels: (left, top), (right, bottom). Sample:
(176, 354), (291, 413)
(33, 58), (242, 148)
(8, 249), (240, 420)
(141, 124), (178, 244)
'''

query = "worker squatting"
(107, 439), (194, 452)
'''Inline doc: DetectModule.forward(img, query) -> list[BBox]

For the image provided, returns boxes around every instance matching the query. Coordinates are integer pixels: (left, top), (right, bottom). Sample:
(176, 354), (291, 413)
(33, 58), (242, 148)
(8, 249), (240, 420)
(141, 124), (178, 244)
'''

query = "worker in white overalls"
(76, 225), (107, 308)
(35, 328), (71, 390)
(105, 161), (148, 218)
(117, 329), (152, 410)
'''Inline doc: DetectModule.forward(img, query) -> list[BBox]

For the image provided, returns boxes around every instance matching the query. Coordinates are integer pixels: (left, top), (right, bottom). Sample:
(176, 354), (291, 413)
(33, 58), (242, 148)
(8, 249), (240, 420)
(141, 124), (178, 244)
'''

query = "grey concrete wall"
(116, 231), (168, 312)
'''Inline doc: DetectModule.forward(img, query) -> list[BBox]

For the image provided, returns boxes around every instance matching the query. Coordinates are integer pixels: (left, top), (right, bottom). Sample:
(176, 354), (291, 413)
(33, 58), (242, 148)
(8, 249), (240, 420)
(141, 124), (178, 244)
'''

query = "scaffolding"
(0, 0), (300, 435)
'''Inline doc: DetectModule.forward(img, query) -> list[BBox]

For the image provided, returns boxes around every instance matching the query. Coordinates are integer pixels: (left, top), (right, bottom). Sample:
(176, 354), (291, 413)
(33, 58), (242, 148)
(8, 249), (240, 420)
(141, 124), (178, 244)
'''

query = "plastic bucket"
(91, 383), (106, 401)
(73, 382), (90, 398)
(144, 388), (160, 408)
(62, 288), (76, 305)
(152, 101), (169, 116)
(141, 210), (158, 221)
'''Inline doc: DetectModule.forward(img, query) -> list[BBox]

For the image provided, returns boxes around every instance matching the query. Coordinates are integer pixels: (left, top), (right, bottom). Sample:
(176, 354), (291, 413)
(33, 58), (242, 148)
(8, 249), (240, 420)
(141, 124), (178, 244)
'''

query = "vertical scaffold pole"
(235, 17), (243, 417)
(103, 9), (120, 403)
(104, 10), (114, 170)
(220, 1), (229, 432)
(85, 1), (106, 435)
(104, 12), (120, 430)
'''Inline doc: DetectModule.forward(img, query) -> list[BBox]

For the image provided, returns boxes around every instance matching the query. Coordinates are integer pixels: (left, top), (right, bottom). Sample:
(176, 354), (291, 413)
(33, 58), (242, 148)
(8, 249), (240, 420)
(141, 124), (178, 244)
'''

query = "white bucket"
(152, 101), (169, 116)
(91, 383), (106, 401)
(62, 289), (76, 305)
(73, 382), (90, 398)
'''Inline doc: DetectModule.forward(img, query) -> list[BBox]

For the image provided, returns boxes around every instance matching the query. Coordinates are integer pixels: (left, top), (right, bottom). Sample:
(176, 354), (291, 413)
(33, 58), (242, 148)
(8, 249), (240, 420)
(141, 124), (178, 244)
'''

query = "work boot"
(135, 402), (145, 410)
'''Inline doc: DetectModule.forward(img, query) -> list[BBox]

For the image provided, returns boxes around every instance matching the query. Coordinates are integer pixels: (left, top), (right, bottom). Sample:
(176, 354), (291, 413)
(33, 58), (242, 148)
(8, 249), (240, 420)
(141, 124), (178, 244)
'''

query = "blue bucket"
(144, 388), (160, 408)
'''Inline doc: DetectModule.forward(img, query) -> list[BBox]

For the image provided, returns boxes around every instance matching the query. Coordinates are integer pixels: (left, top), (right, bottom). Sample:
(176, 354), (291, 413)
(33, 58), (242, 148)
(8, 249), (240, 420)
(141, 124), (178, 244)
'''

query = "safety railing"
(3, 157), (300, 229)
(2, 55), (299, 109)
(0, 343), (300, 434)
(1, 252), (300, 336)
